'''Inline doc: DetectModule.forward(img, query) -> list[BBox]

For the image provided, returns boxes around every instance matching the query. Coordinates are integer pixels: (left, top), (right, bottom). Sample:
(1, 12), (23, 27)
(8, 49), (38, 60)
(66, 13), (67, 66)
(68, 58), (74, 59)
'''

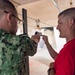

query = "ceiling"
(10, 0), (75, 34)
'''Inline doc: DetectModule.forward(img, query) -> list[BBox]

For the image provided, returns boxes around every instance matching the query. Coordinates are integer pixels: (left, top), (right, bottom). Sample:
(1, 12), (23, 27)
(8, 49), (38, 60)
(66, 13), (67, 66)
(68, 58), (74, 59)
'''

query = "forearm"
(46, 42), (58, 60)
(48, 68), (55, 75)
(48, 62), (55, 75)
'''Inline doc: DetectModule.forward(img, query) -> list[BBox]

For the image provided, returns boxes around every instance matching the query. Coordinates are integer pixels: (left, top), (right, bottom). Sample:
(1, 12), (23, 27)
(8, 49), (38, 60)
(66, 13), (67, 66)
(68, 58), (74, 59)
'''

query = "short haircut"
(0, 0), (17, 13)
(58, 7), (75, 19)
(35, 31), (39, 35)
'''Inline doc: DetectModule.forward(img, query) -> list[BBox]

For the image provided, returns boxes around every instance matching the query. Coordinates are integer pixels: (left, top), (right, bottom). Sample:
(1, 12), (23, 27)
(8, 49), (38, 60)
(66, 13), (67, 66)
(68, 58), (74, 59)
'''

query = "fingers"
(41, 35), (49, 44)
(31, 35), (40, 43)
(31, 34), (49, 44)
(49, 62), (54, 68)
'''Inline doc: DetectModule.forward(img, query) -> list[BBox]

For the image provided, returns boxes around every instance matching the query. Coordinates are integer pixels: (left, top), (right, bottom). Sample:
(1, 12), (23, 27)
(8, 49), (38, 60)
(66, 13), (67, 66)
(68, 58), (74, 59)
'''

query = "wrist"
(48, 68), (54, 75)
(48, 68), (54, 72)
(45, 41), (49, 46)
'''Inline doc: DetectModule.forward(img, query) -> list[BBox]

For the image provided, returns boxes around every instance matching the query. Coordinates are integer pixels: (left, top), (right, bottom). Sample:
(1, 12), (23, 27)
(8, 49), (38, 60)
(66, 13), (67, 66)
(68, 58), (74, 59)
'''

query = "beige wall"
(44, 29), (56, 49)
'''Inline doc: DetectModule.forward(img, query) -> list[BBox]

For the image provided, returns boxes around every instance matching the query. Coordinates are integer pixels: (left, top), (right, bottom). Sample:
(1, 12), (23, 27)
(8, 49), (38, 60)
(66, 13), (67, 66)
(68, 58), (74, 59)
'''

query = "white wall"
(54, 27), (66, 53)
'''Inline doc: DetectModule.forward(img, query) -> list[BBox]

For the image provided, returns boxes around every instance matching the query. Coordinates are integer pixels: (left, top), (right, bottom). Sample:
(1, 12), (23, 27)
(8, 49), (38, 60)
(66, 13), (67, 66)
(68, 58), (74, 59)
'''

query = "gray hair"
(0, 0), (17, 15)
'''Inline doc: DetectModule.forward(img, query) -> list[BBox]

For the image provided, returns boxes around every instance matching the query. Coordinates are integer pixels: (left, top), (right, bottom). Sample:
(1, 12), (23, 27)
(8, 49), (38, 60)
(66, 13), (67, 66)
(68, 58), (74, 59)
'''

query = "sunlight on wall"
(54, 27), (66, 53)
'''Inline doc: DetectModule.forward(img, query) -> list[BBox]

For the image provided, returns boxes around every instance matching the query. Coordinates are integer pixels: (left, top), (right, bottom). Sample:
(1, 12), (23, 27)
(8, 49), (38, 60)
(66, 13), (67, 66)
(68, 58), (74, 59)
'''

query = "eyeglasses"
(4, 11), (22, 24)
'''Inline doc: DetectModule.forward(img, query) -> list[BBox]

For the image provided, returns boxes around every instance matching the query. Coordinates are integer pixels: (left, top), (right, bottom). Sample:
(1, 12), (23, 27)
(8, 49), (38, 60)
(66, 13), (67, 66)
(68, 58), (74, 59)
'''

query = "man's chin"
(59, 35), (65, 38)
(10, 32), (16, 35)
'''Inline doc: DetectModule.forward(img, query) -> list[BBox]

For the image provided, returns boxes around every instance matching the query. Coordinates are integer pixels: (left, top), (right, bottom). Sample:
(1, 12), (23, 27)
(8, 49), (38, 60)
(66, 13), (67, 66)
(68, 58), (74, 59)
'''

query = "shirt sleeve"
(55, 48), (75, 75)
(19, 34), (37, 56)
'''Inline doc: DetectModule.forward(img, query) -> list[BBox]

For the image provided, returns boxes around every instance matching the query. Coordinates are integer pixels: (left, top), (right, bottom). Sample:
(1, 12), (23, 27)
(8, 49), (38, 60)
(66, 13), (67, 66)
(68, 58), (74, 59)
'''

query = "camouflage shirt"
(0, 29), (37, 75)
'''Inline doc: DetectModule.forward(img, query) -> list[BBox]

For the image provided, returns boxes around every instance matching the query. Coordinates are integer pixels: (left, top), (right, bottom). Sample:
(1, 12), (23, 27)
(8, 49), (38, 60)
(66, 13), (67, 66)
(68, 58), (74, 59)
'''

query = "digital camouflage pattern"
(0, 29), (37, 75)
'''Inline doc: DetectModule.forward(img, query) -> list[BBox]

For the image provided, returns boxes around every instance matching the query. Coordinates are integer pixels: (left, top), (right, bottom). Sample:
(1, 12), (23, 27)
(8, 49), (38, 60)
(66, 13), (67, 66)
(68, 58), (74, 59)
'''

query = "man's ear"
(69, 18), (74, 28)
(6, 13), (12, 23)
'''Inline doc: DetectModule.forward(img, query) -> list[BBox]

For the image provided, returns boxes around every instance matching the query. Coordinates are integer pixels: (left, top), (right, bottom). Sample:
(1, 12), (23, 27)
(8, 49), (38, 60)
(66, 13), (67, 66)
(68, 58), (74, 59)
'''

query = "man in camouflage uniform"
(0, 0), (38, 75)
